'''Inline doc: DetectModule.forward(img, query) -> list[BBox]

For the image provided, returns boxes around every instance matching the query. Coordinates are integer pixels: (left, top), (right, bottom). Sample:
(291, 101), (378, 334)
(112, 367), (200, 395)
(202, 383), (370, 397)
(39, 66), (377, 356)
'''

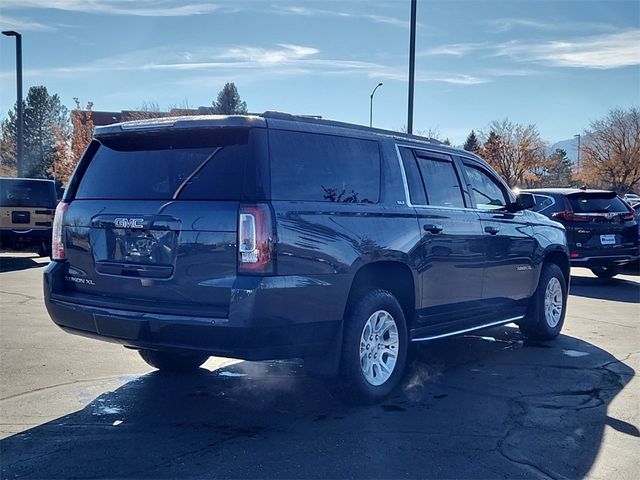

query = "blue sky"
(1, 0), (638, 145)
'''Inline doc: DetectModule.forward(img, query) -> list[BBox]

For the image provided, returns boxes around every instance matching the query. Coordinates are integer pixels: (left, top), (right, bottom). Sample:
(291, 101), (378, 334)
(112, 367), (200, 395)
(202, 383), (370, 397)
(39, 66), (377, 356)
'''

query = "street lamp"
(369, 82), (383, 128)
(574, 134), (581, 172)
(2, 30), (23, 177)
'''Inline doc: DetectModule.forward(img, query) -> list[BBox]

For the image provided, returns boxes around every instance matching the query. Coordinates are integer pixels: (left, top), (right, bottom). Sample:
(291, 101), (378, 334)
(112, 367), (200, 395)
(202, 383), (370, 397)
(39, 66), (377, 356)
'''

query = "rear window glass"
(75, 128), (250, 200)
(0, 179), (56, 208)
(569, 194), (629, 213)
(270, 130), (380, 203)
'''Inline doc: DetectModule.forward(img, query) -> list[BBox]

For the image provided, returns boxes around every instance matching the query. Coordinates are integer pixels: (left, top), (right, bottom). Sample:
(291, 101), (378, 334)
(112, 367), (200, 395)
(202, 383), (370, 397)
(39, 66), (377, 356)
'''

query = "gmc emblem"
(114, 217), (145, 229)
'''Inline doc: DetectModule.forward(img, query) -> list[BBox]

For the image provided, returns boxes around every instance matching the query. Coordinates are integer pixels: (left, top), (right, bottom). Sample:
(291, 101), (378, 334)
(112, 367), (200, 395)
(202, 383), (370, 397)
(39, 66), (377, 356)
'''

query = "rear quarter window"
(269, 130), (380, 203)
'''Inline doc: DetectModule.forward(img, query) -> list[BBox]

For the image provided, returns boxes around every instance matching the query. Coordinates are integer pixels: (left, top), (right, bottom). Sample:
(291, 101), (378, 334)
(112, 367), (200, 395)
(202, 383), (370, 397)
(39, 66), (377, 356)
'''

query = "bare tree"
(480, 119), (547, 187)
(578, 107), (640, 194)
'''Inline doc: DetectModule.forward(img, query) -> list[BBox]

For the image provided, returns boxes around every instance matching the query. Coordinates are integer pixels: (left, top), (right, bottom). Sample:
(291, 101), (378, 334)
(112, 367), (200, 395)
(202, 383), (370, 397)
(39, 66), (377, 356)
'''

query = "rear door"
(61, 127), (267, 318)
(565, 192), (637, 255)
(399, 147), (486, 328)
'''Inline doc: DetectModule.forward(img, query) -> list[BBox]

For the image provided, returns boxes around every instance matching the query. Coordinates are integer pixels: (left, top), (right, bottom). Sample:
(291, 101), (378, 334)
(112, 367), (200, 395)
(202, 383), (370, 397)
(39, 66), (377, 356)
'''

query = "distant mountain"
(548, 138), (580, 163)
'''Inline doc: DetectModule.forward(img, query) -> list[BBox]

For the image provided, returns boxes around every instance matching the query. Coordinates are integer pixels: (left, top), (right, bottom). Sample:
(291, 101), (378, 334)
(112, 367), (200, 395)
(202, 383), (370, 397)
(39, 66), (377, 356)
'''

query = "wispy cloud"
(273, 4), (410, 28)
(0, 43), (487, 86)
(486, 17), (617, 34)
(487, 18), (555, 33)
(421, 43), (488, 57)
(420, 30), (640, 70)
(495, 30), (640, 69)
(1, 0), (221, 17)
(0, 14), (57, 32)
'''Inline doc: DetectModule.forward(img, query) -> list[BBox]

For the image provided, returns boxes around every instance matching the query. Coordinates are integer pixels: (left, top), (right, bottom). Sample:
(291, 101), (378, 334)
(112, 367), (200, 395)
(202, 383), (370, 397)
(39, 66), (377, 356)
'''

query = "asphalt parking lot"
(0, 253), (638, 479)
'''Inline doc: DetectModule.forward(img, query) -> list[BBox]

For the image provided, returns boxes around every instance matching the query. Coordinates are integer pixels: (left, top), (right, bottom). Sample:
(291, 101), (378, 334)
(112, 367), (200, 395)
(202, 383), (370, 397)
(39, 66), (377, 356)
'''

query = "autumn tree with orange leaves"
(50, 98), (94, 185)
(577, 107), (640, 194)
(480, 119), (548, 188)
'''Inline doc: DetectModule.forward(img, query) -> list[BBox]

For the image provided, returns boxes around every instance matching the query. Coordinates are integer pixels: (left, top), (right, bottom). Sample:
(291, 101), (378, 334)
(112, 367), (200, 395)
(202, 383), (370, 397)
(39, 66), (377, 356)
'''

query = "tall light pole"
(407, 0), (417, 134)
(574, 134), (581, 172)
(2, 30), (23, 177)
(369, 82), (383, 128)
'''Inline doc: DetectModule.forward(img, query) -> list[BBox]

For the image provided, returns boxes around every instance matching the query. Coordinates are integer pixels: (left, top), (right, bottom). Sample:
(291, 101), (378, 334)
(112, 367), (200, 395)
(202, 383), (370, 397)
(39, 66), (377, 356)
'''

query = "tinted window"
(270, 130), (380, 203)
(399, 147), (427, 205)
(0, 179), (56, 208)
(532, 194), (554, 212)
(568, 193), (629, 213)
(75, 128), (250, 200)
(414, 153), (464, 208)
(464, 164), (508, 210)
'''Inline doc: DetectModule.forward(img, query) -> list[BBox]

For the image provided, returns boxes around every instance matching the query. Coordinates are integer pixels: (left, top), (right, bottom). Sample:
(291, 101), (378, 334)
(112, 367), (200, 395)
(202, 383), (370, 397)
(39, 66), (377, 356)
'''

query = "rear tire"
(519, 263), (567, 340)
(591, 266), (619, 279)
(333, 289), (408, 404)
(38, 241), (51, 258)
(138, 349), (208, 372)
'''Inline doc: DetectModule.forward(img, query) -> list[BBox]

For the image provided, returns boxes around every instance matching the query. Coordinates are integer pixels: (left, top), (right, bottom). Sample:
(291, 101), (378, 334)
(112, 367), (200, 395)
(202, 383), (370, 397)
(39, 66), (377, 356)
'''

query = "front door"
(460, 160), (537, 317)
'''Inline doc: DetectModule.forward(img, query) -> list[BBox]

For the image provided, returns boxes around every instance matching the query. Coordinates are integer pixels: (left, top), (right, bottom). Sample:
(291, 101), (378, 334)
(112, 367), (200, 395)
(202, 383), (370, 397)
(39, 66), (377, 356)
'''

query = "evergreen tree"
(543, 148), (573, 187)
(463, 130), (481, 153)
(212, 82), (248, 115)
(1, 86), (69, 178)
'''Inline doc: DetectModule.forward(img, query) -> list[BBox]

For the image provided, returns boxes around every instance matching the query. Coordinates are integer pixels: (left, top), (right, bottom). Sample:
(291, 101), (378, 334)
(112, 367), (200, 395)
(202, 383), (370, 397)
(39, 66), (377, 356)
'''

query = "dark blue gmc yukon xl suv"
(44, 112), (570, 402)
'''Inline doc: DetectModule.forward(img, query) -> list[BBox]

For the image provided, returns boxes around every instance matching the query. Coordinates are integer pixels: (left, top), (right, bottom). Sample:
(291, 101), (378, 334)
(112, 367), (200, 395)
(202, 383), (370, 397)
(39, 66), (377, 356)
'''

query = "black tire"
(138, 349), (208, 372)
(519, 263), (568, 340)
(38, 241), (51, 258)
(591, 266), (619, 279)
(333, 289), (408, 404)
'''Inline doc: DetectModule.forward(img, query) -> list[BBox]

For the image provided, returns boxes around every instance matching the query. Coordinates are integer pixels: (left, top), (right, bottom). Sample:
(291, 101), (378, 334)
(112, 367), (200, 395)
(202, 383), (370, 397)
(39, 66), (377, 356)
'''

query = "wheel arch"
(543, 249), (570, 285)
(345, 260), (417, 328)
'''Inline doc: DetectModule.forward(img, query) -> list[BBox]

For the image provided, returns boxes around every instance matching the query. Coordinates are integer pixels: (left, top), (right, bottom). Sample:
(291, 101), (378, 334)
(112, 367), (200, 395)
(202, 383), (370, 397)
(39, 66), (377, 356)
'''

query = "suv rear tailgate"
(56, 127), (267, 318)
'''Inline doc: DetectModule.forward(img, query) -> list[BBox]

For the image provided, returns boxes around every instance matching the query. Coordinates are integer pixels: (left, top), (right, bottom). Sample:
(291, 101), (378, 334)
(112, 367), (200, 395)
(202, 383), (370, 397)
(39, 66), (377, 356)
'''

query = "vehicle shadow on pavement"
(1, 328), (635, 479)
(0, 254), (48, 273)
(570, 275), (640, 303)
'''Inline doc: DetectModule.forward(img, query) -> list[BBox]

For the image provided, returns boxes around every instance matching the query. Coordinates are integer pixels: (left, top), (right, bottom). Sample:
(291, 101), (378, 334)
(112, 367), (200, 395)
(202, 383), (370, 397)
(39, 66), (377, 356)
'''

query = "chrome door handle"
(424, 224), (444, 234)
(484, 226), (500, 235)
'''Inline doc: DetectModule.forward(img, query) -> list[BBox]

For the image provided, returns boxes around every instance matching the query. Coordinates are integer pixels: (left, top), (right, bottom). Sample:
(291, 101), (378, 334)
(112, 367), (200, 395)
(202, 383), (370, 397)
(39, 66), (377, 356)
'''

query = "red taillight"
(552, 211), (591, 222)
(51, 202), (69, 260)
(622, 210), (637, 221)
(570, 252), (580, 258)
(238, 204), (274, 274)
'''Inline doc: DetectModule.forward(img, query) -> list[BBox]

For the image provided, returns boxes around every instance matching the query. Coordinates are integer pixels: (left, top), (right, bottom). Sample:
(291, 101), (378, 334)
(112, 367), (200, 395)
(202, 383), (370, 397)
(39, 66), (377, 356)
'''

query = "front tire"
(334, 289), (408, 404)
(138, 349), (208, 372)
(519, 263), (568, 340)
(591, 266), (619, 279)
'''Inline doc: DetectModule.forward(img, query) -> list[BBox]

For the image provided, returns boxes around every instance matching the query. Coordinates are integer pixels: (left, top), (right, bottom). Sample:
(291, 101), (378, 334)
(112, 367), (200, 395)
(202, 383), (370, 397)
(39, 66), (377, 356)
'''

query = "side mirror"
(509, 192), (536, 212)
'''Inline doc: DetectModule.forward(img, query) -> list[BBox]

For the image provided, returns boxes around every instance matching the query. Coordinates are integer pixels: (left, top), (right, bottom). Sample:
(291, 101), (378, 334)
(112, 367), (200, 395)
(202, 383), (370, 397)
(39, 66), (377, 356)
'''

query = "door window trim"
(394, 143), (471, 211)
(458, 156), (521, 214)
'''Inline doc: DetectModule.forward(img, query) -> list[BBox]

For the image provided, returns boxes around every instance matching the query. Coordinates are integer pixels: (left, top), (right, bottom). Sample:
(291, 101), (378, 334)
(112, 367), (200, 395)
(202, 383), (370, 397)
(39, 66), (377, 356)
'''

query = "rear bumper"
(43, 261), (346, 361)
(0, 228), (51, 246)
(570, 249), (639, 268)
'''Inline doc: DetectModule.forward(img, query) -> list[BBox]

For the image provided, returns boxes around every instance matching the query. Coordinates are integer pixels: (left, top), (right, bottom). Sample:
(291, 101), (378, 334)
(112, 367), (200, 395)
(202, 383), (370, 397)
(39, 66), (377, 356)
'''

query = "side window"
(463, 164), (508, 210)
(415, 152), (465, 208)
(532, 194), (554, 213)
(270, 130), (380, 203)
(399, 147), (427, 205)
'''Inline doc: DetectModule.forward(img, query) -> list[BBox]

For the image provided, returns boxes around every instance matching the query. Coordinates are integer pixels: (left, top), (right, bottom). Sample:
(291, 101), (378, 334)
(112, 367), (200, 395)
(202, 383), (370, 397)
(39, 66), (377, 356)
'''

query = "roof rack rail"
(261, 111), (443, 146)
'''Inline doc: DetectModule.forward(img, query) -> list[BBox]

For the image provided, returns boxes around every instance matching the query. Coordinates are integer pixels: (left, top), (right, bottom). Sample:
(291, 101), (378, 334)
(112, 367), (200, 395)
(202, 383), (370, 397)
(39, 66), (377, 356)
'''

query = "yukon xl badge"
(114, 218), (144, 229)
